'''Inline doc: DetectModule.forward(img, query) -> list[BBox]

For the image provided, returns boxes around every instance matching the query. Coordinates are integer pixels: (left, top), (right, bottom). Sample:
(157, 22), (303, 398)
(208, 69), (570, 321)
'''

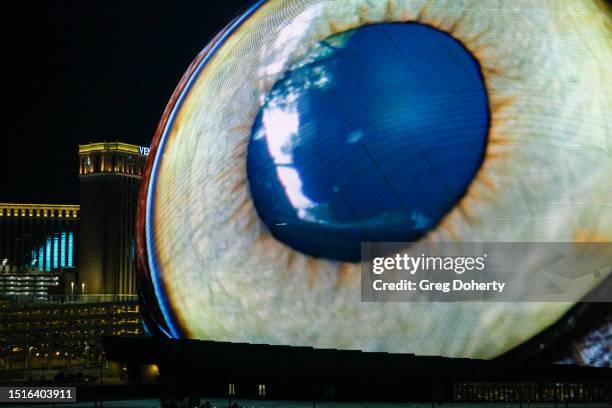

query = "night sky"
(3, 0), (251, 204)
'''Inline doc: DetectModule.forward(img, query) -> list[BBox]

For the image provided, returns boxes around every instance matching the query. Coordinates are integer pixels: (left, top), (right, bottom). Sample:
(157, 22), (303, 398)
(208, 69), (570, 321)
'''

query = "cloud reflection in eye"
(138, 0), (612, 360)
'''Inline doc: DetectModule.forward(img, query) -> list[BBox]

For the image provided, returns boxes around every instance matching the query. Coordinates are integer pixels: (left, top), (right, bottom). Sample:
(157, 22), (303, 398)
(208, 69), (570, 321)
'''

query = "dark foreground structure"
(0, 296), (141, 377)
(104, 337), (612, 404)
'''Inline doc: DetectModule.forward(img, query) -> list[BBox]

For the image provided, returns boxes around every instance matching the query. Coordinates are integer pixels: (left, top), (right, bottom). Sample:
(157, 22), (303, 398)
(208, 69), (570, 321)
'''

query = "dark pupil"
(247, 23), (490, 262)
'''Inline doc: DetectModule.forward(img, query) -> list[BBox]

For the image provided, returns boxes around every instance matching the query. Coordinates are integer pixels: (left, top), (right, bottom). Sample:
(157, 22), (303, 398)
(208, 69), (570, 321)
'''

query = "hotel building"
(0, 141), (148, 378)
(0, 204), (79, 274)
(78, 142), (148, 295)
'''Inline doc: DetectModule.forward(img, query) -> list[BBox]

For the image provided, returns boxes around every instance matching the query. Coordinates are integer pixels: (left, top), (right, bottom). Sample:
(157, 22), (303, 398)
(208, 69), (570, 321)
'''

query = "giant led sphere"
(136, 0), (612, 360)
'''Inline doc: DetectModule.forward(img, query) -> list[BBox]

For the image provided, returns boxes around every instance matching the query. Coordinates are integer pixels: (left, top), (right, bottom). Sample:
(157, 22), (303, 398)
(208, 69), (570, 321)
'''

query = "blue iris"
(247, 23), (489, 262)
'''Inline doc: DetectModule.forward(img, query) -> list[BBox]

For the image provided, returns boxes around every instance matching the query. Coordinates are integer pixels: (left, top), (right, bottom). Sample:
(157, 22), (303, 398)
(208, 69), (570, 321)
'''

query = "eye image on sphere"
(136, 0), (612, 363)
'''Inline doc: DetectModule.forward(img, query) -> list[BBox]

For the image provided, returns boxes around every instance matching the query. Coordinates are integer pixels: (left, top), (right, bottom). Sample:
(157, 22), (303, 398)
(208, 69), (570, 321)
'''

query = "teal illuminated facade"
(0, 204), (79, 273)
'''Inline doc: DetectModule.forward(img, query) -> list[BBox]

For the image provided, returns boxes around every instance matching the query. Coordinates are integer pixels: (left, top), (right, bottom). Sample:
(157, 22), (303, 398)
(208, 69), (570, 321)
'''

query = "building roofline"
(78, 141), (148, 155)
(0, 203), (80, 218)
(0, 203), (80, 210)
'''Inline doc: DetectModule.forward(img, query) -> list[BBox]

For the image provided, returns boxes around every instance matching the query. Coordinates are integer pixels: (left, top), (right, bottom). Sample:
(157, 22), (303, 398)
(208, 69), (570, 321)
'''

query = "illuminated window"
(45, 237), (51, 271)
(60, 232), (66, 268)
(228, 383), (236, 396)
(53, 234), (59, 269)
(67, 232), (74, 268)
(258, 384), (266, 397)
(38, 247), (44, 271)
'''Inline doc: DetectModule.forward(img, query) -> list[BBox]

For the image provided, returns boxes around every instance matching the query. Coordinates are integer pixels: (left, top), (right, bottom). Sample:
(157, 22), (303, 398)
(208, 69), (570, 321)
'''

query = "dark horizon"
(2, 0), (251, 204)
